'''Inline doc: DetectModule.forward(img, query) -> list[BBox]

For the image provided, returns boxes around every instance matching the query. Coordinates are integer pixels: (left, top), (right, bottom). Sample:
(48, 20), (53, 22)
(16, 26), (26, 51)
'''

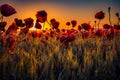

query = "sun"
(29, 21), (51, 31)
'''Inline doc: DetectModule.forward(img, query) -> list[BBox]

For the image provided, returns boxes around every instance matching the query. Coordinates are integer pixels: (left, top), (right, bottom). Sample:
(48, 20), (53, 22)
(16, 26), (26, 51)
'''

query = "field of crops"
(0, 4), (120, 80)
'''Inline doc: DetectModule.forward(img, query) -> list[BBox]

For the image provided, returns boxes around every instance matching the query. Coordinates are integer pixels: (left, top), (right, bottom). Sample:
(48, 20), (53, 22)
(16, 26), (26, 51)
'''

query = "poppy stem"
(0, 15), (3, 21)
(0, 16), (1, 21)
(98, 20), (101, 29)
(1, 16), (3, 22)
(47, 20), (52, 28)
(117, 17), (120, 25)
(94, 21), (96, 30)
(108, 8), (112, 25)
(88, 21), (91, 24)
(43, 23), (45, 30)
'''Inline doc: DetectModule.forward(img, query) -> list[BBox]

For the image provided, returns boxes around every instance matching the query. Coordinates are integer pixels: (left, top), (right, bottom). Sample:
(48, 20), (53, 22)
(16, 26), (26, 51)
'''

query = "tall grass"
(0, 30), (120, 80)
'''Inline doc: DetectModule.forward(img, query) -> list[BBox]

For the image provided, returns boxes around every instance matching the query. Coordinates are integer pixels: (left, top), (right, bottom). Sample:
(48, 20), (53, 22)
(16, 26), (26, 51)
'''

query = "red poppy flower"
(78, 25), (82, 30)
(24, 17), (34, 28)
(36, 10), (47, 23)
(114, 25), (120, 30)
(95, 30), (104, 37)
(71, 20), (77, 27)
(81, 23), (91, 31)
(59, 34), (68, 43)
(52, 21), (60, 29)
(66, 22), (70, 26)
(60, 33), (75, 46)
(95, 11), (105, 20)
(21, 27), (29, 34)
(0, 4), (16, 17)
(31, 31), (37, 38)
(82, 31), (89, 39)
(103, 24), (111, 29)
(42, 30), (46, 33)
(35, 22), (42, 29)
(31, 32), (42, 38)
(116, 13), (119, 18)
(14, 18), (25, 27)
(66, 30), (71, 35)
(61, 29), (66, 32)
(50, 30), (55, 37)
(68, 33), (75, 42)
(6, 23), (18, 35)
(45, 35), (49, 40)
(50, 18), (59, 29)
(56, 29), (60, 33)
(59, 32), (75, 44)
(8, 22), (18, 31)
(0, 21), (7, 31)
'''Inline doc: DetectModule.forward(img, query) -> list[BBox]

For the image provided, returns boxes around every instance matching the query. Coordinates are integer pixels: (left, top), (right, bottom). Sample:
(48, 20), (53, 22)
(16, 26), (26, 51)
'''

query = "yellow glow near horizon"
(29, 21), (51, 31)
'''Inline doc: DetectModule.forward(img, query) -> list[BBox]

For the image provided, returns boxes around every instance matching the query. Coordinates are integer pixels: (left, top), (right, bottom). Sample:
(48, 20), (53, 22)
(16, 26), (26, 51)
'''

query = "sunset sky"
(0, 0), (120, 29)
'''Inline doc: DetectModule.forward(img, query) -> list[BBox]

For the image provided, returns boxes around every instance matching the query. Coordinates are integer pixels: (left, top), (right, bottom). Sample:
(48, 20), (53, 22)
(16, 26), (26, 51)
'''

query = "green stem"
(47, 20), (52, 28)
(43, 23), (45, 30)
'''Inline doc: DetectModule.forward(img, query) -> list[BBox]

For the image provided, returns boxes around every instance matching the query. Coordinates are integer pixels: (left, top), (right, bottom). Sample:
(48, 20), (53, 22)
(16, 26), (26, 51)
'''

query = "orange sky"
(0, 1), (120, 29)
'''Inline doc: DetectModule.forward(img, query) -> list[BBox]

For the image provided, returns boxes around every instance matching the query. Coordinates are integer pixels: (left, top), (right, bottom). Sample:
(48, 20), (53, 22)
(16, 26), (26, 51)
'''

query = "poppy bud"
(108, 7), (111, 12)
(71, 20), (77, 27)
(116, 13), (119, 18)
(94, 21), (96, 23)
(66, 22), (70, 26)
